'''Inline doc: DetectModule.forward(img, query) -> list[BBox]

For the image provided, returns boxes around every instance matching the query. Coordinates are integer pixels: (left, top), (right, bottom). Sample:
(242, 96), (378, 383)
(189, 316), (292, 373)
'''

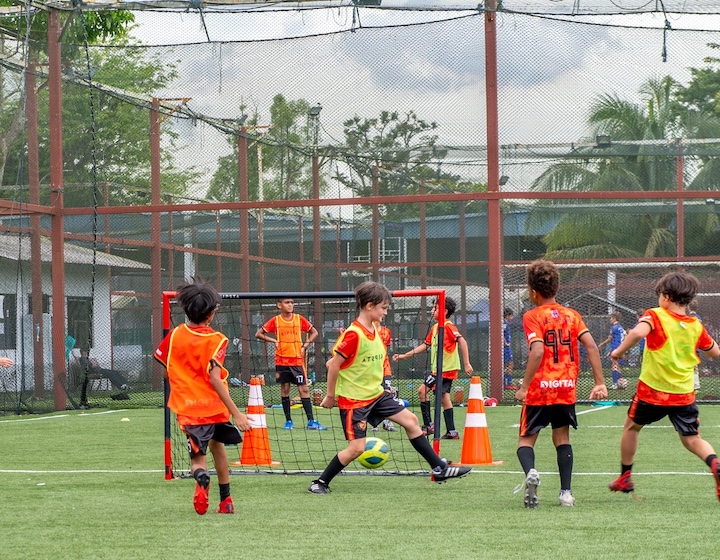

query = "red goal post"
(161, 288), (450, 479)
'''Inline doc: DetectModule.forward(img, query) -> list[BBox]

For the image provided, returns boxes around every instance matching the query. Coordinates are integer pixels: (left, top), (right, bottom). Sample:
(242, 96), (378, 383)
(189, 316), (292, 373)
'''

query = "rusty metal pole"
(48, 12), (66, 411)
(312, 151), (321, 291)
(150, 98), (163, 390)
(485, 0), (504, 401)
(238, 128), (253, 380)
(371, 165), (380, 282)
(676, 140), (685, 259)
(26, 62), (45, 399)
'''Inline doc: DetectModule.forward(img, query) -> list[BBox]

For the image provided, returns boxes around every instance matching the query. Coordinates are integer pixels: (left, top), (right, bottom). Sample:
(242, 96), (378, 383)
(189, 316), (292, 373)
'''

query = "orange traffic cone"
(459, 376), (503, 466)
(233, 377), (280, 466)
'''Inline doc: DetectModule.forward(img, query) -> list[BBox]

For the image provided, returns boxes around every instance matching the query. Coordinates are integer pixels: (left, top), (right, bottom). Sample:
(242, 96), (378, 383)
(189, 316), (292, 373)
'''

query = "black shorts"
(628, 396), (700, 437)
(182, 422), (242, 458)
(519, 404), (577, 437)
(275, 365), (306, 386)
(339, 391), (406, 441)
(423, 374), (453, 394)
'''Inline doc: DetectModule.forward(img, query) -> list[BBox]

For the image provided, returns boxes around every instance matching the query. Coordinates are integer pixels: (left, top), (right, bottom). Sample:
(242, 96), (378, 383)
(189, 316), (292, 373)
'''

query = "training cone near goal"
(459, 376), (503, 466)
(233, 377), (280, 467)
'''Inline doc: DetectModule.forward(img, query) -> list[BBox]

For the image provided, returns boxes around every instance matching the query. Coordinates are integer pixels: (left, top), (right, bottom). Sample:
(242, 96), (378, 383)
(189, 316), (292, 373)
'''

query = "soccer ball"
(617, 377), (629, 389)
(357, 437), (390, 469)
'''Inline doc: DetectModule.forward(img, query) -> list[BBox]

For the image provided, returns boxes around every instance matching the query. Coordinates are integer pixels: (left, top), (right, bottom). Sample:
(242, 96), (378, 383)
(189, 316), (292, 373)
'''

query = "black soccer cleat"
(432, 459), (472, 483)
(308, 479), (330, 494)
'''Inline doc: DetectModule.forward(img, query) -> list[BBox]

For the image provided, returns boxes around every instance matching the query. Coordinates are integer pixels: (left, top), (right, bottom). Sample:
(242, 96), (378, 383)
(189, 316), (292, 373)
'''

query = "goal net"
(162, 289), (462, 478)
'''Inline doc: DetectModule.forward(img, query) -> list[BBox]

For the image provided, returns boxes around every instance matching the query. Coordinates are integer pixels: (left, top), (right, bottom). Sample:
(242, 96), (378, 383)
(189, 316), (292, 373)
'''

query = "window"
(0, 294), (17, 350)
(67, 297), (93, 350)
(28, 294), (50, 314)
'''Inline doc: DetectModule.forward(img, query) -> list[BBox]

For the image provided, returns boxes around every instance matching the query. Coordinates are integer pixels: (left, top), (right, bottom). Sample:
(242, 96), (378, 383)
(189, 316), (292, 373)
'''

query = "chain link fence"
(0, 2), (719, 413)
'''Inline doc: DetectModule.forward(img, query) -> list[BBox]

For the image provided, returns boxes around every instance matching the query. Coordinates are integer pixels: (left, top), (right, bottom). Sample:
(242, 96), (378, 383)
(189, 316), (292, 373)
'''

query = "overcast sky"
(128, 5), (720, 193)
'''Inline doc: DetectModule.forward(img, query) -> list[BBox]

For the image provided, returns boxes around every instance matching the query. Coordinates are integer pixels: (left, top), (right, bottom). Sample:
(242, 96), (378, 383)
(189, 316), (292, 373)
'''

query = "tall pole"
(371, 166), (380, 282)
(238, 126), (253, 380)
(27, 62), (45, 399)
(676, 140), (685, 258)
(150, 98), (163, 390)
(48, 12), (66, 411)
(311, 121), (322, 357)
(485, 0), (504, 401)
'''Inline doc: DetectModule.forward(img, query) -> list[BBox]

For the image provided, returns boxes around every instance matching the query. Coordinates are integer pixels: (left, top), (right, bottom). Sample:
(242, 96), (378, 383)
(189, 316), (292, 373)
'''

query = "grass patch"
(3, 404), (720, 559)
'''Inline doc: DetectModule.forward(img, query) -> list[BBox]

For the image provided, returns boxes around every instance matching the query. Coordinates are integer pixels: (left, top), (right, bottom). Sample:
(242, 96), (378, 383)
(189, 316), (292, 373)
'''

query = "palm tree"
(527, 76), (720, 260)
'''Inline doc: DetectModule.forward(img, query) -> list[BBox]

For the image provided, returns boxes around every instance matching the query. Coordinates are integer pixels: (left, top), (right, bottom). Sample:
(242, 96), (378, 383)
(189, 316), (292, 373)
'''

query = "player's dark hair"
(503, 307), (514, 317)
(432, 296), (457, 318)
(355, 281), (391, 311)
(176, 276), (221, 325)
(445, 297), (457, 318)
(655, 271), (698, 307)
(527, 259), (559, 299)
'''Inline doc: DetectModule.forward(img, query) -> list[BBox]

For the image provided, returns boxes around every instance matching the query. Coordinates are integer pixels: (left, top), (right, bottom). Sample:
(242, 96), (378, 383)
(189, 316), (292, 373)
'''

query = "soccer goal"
(162, 289), (458, 478)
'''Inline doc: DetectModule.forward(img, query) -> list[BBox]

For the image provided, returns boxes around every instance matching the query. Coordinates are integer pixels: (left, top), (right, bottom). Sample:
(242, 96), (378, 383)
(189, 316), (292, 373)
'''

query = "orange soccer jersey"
(522, 303), (588, 406)
(262, 314), (313, 367)
(378, 323), (392, 377)
(155, 323), (230, 425)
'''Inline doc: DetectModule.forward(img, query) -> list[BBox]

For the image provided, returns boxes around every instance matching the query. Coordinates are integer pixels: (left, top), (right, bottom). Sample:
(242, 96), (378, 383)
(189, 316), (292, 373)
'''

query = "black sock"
(443, 407), (456, 432)
(517, 446), (535, 475)
(621, 463), (633, 474)
(193, 468), (210, 487)
(219, 483), (230, 501)
(318, 454), (346, 485)
(705, 454), (718, 468)
(556, 444), (573, 491)
(420, 401), (431, 425)
(409, 435), (443, 469)
(282, 396), (291, 421)
(301, 397), (314, 422)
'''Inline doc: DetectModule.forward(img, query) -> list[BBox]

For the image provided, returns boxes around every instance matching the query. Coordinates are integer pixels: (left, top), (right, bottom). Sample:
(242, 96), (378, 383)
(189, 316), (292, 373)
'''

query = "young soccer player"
(255, 297), (326, 430)
(598, 311), (627, 389)
(154, 277), (252, 515)
(503, 307), (517, 390)
(394, 296), (473, 439)
(608, 271), (720, 499)
(515, 260), (607, 508)
(371, 319), (397, 432)
(308, 282), (471, 494)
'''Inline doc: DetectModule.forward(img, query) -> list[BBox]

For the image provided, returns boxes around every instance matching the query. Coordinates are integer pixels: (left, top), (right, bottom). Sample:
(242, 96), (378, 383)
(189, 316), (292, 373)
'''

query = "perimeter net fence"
(0, 2), (719, 413)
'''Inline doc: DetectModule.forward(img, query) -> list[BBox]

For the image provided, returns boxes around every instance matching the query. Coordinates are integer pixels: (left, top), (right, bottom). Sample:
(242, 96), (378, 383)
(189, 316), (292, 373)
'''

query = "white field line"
(0, 409), (128, 423)
(0, 469), (163, 474)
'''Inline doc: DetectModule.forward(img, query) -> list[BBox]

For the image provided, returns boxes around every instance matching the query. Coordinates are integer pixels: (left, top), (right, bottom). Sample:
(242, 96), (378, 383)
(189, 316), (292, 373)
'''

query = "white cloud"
(129, 7), (720, 194)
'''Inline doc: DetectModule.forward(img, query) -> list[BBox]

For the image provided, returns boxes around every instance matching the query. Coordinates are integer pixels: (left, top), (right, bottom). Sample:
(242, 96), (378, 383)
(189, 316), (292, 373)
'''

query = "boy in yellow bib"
(609, 271), (720, 499)
(308, 282), (471, 494)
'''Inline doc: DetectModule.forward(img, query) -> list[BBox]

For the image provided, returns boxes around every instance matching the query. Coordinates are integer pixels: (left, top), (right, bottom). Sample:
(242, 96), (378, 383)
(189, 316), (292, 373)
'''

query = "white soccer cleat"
(523, 468), (540, 509)
(558, 489), (575, 507)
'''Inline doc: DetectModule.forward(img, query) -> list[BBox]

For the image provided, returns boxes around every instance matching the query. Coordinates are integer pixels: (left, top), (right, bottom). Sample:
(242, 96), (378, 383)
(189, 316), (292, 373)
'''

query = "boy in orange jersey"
(255, 298), (325, 430)
(608, 271), (720, 499)
(154, 277), (252, 515)
(308, 282), (471, 494)
(394, 296), (473, 440)
(515, 260), (607, 508)
(371, 320), (397, 432)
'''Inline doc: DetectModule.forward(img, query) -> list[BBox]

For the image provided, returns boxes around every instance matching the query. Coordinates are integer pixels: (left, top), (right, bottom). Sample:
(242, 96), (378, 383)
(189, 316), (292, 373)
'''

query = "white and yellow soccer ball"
(357, 437), (390, 469)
